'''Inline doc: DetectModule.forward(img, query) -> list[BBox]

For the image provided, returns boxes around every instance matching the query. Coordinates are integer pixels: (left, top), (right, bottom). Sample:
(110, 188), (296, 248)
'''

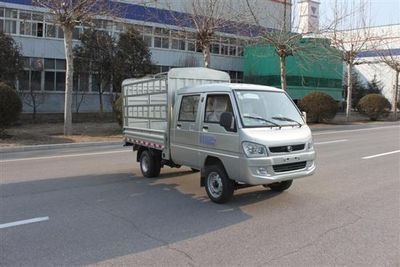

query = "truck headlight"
(307, 139), (314, 150)
(242, 142), (268, 158)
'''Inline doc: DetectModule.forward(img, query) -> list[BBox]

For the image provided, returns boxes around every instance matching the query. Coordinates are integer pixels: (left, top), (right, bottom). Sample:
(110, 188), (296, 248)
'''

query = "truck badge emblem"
(287, 146), (293, 152)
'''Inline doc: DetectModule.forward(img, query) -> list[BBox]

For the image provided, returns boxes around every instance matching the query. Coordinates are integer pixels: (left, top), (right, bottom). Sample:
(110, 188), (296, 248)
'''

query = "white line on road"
(362, 150), (400, 160)
(0, 150), (131, 163)
(314, 139), (348, 145)
(313, 125), (400, 136)
(0, 217), (49, 229)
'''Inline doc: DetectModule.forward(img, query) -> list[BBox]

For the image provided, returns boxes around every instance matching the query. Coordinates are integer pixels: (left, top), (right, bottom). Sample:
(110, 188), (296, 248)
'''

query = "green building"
(244, 37), (343, 101)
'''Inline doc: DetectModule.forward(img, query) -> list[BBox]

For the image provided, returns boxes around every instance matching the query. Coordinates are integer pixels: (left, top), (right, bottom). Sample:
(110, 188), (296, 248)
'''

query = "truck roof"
(177, 83), (284, 94)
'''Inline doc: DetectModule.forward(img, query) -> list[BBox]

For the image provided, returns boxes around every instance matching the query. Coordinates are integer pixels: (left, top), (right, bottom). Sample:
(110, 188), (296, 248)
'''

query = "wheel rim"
(142, 154), (150, 173)
(207, 171), (223, 199)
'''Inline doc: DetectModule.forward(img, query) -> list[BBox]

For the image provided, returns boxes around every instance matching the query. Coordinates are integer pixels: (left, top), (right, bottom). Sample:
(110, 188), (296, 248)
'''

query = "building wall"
(2, 0), (292, 112)
(326, 24), (400, 105)
(243, 38), (343, 101)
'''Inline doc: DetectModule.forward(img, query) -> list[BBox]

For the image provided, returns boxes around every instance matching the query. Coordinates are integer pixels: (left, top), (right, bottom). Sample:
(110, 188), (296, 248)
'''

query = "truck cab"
(170, 83), (315, 203)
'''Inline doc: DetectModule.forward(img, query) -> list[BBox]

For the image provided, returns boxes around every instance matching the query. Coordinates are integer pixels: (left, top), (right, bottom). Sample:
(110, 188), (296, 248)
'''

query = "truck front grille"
(273, 161), (307, 173)
(269, 144), (305, 153)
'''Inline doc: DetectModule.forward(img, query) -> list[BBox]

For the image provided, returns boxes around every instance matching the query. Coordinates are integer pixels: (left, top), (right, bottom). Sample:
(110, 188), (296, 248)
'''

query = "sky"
(319, 0), (400, 28)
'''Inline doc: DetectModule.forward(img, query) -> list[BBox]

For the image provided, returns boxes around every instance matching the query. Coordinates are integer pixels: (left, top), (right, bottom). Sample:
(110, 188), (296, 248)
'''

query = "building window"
(56, 72), (65, 91)
(45, 71), (55, 91)
(143, 35), (152, 47)
(46, 24), (56, 38)
(154, 36), (169, 49)
(19, 71), (30, 91)
(171, 38), (185, 50)
(4, 20), (16, 34)
(171, 30), (185, 50)
(154, 27), (169, 49)
(211, 43), (220, 54)
(31, 71), (42, 91)
(20, 21), (32, 35)
(5, 8), (17, 19)
(43, 58), (66, 91)
(187, 40), (196, 52)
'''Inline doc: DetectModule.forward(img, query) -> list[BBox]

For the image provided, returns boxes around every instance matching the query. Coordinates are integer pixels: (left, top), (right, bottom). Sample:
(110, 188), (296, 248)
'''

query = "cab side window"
(178, 95), (200, 122)
(204, 94), (233, 123)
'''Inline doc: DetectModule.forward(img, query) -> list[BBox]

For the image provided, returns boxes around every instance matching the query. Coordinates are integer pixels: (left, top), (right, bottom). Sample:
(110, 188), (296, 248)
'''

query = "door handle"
(203, 126), (209, 129)
(177, 123), (182, 128)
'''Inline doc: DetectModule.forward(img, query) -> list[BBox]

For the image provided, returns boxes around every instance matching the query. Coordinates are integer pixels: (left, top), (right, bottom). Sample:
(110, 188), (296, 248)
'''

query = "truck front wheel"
(205, 164), (234, 204)
(139, 150), (161, 178)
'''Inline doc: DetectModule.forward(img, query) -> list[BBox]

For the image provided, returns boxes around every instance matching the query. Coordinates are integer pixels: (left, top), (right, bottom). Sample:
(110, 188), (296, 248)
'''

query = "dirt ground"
(0, 122), (122, 147)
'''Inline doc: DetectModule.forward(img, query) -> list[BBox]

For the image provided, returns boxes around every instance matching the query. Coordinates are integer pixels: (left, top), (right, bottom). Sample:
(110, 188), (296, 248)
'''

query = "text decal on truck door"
(200, 134), (217, 146)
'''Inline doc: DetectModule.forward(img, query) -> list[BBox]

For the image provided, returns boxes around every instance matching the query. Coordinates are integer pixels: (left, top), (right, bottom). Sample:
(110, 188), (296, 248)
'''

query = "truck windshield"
(234, 90), (304, 128)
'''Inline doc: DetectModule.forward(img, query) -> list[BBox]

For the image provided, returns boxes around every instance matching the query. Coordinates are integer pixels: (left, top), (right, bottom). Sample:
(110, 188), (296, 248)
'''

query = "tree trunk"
(99, 88), (104, 115)
(394, 70), (399, 120)
(202, 45), (210, 68)
(346, 63), (353, 121)
(279, 55), (287, 91)
(30, 91), (36, 122)
(63, 26), (74, 136)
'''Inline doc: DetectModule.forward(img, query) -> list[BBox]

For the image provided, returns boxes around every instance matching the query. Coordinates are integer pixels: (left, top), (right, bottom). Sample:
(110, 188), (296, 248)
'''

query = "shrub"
(0, 82), (22, 135)
(113, 95), (123, 127)
(299, 92), (338, 123)
(357, 94), (391, 121)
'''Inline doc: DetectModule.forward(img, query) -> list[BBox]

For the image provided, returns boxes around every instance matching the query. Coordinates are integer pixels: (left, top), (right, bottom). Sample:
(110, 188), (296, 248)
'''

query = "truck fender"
(136, 146), (161, 162)
(200, 156), (226, 187)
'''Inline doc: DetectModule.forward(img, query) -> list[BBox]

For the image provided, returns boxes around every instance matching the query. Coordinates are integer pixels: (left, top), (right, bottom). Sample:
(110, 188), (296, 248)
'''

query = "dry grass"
(0, 122), (122, 147)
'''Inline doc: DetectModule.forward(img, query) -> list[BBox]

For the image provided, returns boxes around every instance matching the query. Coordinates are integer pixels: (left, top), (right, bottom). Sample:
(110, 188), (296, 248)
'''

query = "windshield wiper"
(272, 116), (302, 127)
(243, 115), (282, 128)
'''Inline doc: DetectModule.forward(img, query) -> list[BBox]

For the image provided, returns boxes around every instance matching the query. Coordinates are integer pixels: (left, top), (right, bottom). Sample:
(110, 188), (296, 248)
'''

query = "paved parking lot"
(1, 123), (399, 266)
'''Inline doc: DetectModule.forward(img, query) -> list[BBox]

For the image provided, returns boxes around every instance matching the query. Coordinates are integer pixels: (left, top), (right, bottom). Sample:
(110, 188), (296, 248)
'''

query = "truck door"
(170, 94), (202, 168)
(199, 93), (240, 174)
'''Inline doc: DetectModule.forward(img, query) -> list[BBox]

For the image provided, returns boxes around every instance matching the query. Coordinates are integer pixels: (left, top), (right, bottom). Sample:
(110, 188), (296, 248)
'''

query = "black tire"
(204, 164), (235, 204)
(139, 150), (161, 178)
(191, 168), (200, 172)
(266, 180), (293, 192)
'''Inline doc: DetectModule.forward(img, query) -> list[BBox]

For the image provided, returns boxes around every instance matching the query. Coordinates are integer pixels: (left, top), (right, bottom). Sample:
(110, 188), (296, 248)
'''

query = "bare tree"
(166, 0), (248, 68)
(245, 0), (337, 92)
(247, 0), (295, 91)
(33, 0), (115, 135)
(378, 48), (400, 120)
(73, 88), (87, 115)
(19, 90), (46, 122)
(328, 0), (376, 120)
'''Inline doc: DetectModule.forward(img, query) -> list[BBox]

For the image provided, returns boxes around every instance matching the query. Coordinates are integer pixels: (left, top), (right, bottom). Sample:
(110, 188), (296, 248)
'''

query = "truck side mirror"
(302, 111), (307, 123)
(219, 112), (236, 132)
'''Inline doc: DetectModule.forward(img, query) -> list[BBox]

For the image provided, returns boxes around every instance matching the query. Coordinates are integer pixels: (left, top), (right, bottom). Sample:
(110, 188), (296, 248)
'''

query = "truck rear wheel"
(140, 150), (161, 178)
(265, 180), (293, 192)
(205, 164), (234, 204)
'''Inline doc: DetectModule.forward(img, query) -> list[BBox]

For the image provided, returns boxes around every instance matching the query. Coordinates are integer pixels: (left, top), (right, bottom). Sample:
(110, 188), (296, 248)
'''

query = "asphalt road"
(1, 123), (399, 266)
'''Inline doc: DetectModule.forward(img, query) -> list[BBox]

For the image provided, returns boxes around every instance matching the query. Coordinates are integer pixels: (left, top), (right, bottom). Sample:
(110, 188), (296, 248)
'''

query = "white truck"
(122, 67), (315, 203)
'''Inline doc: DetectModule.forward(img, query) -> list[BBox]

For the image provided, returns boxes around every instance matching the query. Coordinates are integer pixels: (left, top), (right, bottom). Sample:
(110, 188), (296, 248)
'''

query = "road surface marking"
(0, 150), (130, 163)
(0, 217), (49, 229)
(362, 150), (400, 160)
(314, 139), (348, 145)
(313, 125), (400, 136)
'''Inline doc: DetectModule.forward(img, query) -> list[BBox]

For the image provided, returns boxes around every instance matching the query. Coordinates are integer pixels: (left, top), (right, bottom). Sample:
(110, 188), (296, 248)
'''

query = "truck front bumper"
(235, 151), (316, 185)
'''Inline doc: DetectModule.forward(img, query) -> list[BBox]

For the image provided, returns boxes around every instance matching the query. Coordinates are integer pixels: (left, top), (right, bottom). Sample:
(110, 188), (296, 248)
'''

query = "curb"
(0, 141), (123, 153)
